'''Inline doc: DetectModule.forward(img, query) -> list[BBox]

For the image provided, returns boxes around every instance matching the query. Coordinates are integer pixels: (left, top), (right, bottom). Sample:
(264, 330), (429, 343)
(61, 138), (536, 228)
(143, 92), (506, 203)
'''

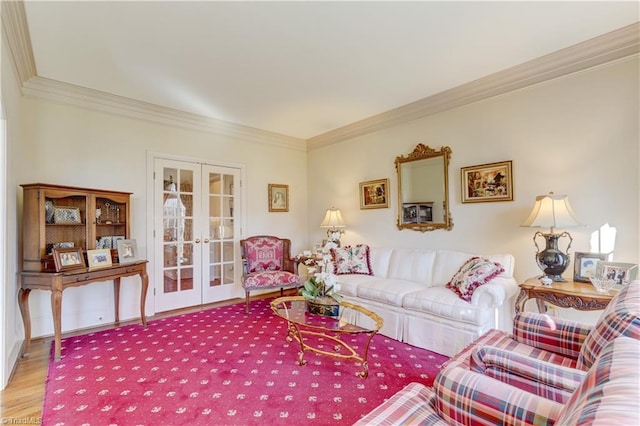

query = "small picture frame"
(268, 184), (289, 212)
(596, 261), (638, 285)
(461, 160), (513, 203)
(359, 178), (389, 209)
(53, 206), (82, 224)
(574, 252), (608, 282)
(87, 249), (113, 268)
(117, 239), (139, 264)
(52, 247), (85, 272)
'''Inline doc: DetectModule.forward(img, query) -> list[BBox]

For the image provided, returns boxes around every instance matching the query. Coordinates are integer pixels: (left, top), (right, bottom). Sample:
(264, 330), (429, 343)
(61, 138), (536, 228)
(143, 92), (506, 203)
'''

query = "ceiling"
(17, 1), (640, 141)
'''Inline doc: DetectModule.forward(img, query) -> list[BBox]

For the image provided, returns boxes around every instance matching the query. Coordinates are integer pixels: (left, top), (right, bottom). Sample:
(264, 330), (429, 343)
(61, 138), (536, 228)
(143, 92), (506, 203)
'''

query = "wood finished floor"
(0, 292), (287, 423)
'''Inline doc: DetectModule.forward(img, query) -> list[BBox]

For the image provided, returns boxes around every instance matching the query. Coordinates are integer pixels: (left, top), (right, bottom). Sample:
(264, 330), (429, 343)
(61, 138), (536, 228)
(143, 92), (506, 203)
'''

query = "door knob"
(204, 238), (210, 243)
(195, 238), (201, 243)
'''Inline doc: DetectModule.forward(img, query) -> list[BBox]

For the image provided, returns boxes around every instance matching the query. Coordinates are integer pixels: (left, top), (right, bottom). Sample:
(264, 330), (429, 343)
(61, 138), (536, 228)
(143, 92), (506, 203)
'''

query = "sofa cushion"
(556, 336), (640, 424)
(368, 247), (393, 278)
(331, 244), (372, 275)
(335, 274), (380, 297)
(577, 280), (640, 369)
(356, 278), (425, 307)
(403, 287), (494, 325)
(433, 250), (514, 285)
(387, 249), (436, 285)
(446, 256), (504, 302)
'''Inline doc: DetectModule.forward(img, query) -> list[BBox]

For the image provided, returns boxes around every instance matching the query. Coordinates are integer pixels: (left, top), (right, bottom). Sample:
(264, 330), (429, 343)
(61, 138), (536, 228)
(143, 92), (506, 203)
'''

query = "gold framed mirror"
(395, 144), (453, 232)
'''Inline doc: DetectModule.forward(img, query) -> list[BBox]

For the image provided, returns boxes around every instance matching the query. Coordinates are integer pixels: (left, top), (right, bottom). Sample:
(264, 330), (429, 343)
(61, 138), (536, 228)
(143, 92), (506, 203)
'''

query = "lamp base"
(540, 274), (567, 282)
(533, 232), (573, 283)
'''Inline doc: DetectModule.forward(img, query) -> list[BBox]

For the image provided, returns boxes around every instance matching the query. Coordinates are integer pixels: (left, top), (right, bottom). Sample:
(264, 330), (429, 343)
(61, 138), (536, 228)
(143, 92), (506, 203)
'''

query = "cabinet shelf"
(21, 183), (132, 272)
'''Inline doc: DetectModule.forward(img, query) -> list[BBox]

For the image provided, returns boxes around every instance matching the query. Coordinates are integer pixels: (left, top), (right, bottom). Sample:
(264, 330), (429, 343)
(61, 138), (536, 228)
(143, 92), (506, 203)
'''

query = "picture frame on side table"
(117, 239), (139, 264)
(268, 184), (289, 212)
(461, 160), (513, 203)
(573, 252), (609, 282)
(360, 178), (389, 209)
(52, 247), (86, 272)
(595, 261), (638, 286)
(87, 249), (113, 268)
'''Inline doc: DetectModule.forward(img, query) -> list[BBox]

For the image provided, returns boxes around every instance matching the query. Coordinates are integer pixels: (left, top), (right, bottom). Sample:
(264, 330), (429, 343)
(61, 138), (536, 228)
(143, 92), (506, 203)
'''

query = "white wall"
(8, 96), (308, 340)
(308, 57), (639, 319)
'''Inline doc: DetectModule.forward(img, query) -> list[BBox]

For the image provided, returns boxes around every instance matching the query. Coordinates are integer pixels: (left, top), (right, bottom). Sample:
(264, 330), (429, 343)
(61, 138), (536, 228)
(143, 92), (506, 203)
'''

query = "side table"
(515, 277), (617, 314)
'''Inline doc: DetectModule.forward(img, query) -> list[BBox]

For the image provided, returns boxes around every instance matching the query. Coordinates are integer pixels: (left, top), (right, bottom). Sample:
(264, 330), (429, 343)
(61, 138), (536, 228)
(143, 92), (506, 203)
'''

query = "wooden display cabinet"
(21, 183), (132, 272)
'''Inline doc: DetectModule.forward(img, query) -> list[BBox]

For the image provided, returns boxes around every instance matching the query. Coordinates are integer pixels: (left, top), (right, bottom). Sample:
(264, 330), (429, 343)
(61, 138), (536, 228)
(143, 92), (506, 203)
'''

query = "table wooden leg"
(140, 270), (148, 326)
(536, 298), (547, 313)
(18, 288), (32, 357)
(515, 288), (528, 314)
(51, 288), (62, 361)
(114, 277), (121, 324)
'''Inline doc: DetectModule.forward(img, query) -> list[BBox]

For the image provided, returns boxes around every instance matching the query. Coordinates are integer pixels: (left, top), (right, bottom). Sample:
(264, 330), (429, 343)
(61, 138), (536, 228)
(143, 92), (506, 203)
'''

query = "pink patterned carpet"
(42, 298), (448, 425)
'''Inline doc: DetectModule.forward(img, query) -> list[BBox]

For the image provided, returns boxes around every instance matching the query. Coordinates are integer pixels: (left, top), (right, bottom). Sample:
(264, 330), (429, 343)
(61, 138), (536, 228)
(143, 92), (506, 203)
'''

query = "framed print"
(117, 239), (139, 264)
(52, 247), (85, 272)
(461, 160), (513, 203)
(574, 252), (608, 282)
(360, 178), (389, 209)
(268, 184), (289, 212)
(53, 206), (81, 224)
(596, 261), (638, 285)
(87, 249), (113, 268)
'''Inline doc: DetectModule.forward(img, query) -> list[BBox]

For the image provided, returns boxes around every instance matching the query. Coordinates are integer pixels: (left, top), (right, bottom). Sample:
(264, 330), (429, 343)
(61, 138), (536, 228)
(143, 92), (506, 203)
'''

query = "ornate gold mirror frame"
(395, 144), (453, 232)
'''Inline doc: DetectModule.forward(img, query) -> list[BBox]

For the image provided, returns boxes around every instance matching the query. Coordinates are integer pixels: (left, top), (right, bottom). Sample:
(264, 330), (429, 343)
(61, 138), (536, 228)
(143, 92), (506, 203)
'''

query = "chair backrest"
(577, 280), (640, 369)
(240, 236), (295, 274)
(557, 336), (639, 424)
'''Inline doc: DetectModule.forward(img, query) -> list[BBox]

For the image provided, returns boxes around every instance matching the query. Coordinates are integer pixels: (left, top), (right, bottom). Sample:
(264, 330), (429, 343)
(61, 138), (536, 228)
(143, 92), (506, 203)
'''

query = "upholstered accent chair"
(239, 235), (300, 313)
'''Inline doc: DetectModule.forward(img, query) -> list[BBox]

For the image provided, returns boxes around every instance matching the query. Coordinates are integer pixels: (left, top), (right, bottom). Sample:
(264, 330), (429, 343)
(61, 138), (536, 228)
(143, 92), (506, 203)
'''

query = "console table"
(18, 260), (149, 361)
(515, 277), (617, 314)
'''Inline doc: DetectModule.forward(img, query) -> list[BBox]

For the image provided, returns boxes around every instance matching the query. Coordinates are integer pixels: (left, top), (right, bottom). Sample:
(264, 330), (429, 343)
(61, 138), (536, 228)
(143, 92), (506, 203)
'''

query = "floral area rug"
(42, 298), (448, 425)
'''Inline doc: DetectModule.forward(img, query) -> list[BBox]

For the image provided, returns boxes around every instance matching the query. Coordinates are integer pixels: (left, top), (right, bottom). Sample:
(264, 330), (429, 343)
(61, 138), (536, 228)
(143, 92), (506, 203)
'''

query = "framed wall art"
(461, 160), (513, 203)
(268, 184), (289, 212)
(52, 247), (85, 272)
(87, 249), (113, 268)
(117, 239), (139, 264)
(360, 178), (389, 209)
(573, 252), (608, 282)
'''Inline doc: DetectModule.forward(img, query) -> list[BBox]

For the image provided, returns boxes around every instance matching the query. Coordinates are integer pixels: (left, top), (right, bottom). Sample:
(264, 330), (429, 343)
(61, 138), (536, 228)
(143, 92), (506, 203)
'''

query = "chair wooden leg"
(245, 291), (250, 314)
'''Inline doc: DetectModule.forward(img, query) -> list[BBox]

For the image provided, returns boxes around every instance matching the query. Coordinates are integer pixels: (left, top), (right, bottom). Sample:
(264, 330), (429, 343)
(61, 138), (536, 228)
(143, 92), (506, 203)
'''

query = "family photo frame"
(87, 249), (113, 268)
(461, 160), (513, 203)
(268, 184), (289, 212)
(52, 247), (85, 272)
(596, 261), (638, 286)
(117, 239), (139, 264)
(359, 178), (389, 209)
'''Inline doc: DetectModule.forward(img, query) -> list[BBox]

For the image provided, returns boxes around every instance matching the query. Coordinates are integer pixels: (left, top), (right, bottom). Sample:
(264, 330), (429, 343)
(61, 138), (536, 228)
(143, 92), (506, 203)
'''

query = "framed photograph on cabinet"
(360, 178), (389, 209)
(87, 249), (113, 268)
(461, 160), (513, 203)
(52, 247), (85, 272)
(573, 252), (608, 282)
(268, 184), (289, 212)
(117, 239), (139, 264)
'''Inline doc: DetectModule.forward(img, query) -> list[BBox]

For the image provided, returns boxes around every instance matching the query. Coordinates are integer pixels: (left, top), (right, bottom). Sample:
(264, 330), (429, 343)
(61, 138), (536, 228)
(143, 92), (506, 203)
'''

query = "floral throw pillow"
(332, 245), (373, 275)
(446, 256), (504, 302)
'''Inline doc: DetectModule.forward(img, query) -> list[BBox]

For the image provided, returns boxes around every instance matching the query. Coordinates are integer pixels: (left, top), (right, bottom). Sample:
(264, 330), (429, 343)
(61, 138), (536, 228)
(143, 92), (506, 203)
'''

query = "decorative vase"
(305, 297), (340, 317)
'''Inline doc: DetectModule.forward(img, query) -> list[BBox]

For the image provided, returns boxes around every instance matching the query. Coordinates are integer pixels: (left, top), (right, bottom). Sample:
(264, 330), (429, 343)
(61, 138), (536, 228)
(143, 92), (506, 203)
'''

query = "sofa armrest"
(513, 312), (592, 359)
(471, 346), (586, 400)
(434, 363), (563, 426)
(470, 276), (518, 308)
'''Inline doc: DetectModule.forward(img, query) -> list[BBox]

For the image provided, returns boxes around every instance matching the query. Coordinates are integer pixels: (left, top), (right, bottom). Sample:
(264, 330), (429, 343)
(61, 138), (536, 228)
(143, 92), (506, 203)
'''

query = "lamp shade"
(320, 208), (346, 229)
(521, 193), (582, 233)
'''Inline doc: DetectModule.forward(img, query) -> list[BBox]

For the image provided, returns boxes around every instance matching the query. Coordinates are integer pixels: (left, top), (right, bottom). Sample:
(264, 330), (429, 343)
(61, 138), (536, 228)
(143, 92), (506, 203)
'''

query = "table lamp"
(521, 192), (582, 282)
(320, 207), (346, 246)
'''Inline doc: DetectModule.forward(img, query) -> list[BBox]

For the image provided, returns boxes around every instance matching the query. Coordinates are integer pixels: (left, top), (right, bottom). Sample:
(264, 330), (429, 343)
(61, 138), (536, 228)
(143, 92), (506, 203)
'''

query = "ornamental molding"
(2, 1), (638, 151)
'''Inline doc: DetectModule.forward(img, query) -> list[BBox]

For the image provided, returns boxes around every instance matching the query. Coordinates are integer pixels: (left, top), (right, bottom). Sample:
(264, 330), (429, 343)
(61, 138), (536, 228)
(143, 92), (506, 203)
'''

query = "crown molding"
(307, 22), (640, 150)
(21, 76), (307, 151)
(1, 0), (36, 84)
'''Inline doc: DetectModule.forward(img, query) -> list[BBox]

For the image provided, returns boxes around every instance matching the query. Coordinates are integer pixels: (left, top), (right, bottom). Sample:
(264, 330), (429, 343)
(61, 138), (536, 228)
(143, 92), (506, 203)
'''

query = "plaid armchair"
(239, 235), (300, 313)
(355, 336), (639, 425)
(469, 279), (640, 402)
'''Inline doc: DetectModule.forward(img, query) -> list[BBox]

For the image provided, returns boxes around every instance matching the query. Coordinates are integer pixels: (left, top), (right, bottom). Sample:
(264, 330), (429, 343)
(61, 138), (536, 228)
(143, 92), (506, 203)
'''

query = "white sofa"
(336, 248), (519, 356)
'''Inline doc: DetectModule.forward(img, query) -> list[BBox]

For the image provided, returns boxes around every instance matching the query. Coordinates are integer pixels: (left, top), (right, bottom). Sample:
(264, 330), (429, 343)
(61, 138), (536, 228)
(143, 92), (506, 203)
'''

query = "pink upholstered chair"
(239, 235), (301, 313)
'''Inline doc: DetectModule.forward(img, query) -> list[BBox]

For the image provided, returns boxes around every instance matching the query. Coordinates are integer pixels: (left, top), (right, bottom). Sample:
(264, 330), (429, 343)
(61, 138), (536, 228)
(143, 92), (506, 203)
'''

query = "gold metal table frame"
(270, 296), (383, 378)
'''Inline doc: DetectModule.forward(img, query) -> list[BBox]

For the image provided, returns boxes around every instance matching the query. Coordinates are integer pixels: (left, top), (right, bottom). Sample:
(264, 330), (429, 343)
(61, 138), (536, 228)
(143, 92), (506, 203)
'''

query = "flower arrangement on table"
(296, 239), (342, 314)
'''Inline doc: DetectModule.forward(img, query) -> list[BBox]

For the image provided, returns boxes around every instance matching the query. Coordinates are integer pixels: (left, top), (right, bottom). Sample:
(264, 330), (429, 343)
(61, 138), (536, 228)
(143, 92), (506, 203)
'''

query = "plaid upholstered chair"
(239, 235), (300, 313)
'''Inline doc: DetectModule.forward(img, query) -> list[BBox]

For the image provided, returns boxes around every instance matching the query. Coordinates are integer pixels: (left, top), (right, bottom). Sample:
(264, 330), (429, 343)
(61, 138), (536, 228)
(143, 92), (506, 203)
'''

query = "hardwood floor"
(0, 293), (285, 423)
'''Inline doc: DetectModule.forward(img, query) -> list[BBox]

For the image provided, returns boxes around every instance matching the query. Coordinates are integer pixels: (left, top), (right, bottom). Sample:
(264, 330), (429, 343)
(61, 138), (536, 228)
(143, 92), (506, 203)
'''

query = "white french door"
(154, 158), (241, 312)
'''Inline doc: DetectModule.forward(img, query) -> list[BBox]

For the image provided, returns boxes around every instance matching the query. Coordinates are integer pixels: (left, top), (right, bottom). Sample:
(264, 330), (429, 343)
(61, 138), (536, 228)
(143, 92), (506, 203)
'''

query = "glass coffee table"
(270, 296), (384, 378)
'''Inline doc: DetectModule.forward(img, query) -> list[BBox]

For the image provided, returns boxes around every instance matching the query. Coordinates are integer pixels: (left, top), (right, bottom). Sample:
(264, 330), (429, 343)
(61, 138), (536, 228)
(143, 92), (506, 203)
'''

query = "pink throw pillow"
(446, 256), (504, 302)
(332, 245), (373, 275)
